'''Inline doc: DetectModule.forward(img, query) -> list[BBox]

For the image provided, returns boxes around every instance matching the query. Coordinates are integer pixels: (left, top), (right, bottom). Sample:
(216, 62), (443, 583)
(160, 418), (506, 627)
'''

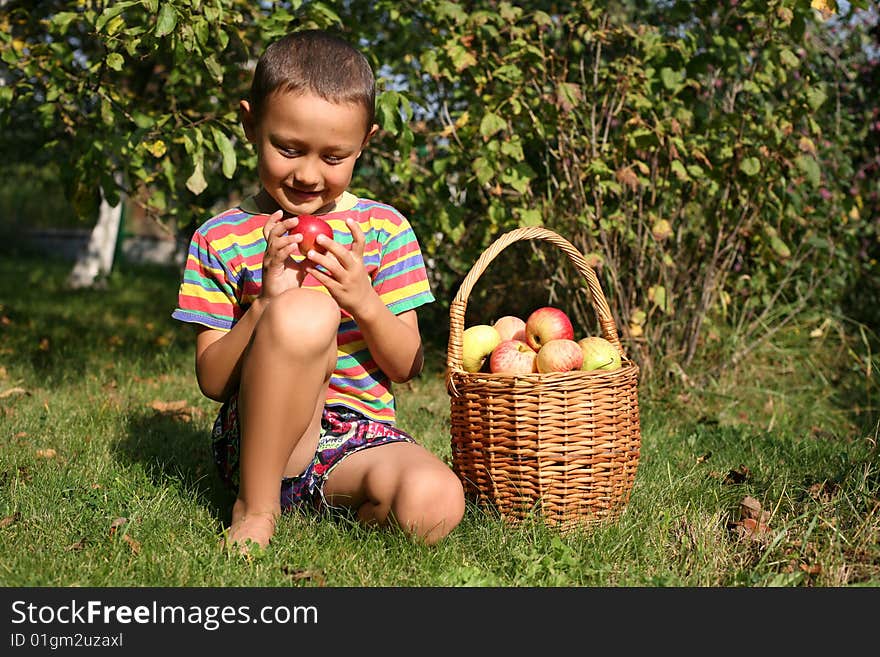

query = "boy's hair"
(249, 29), (376, 132)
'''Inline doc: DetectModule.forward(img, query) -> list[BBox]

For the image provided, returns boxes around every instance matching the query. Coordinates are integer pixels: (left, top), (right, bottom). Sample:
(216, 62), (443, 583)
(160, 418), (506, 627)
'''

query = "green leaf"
(739, 157), (761, 176)
(670, 159), (691, 181)
(806, 86), (827, 111)
(446, 42), (477, 72)
(204, 55), (223, 82)
(186, 155), (207, 195)
(795, 155), (821, 188)
(106, 53), (124, 72)
(49, 12), (79, 34)
(769, 236), (791, 259)
(472, 157), (494, 185)
(555, 82), (581, 112)
(518, 208), (543, 227)
(779, 48), (799, 69)
(212, 127), (236, 179)
(155, 4), (177, 38)
(649, 285), (668, 313)
(479, 112), (506, 139)
(660, 67), (683, 91)
(95, 2), (136, 33)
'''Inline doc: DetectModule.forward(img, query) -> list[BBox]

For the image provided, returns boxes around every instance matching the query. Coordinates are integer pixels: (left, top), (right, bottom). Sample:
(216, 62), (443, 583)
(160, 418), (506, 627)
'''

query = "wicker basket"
(446, 227), (641, 531)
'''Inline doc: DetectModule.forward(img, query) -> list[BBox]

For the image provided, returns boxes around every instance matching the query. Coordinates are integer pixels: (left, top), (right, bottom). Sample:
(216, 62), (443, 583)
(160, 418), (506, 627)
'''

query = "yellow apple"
(578, 336), (622, 371)
(461, 324), (502, 373)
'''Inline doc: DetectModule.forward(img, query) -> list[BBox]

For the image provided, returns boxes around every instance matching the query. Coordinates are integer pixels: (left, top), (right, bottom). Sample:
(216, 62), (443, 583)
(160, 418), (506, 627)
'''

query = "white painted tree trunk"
(67, 190), (122, 289)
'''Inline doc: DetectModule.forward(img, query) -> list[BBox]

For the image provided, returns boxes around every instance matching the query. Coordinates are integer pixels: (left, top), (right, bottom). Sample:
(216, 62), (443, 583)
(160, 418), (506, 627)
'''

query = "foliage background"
(1, 0), (877, 397)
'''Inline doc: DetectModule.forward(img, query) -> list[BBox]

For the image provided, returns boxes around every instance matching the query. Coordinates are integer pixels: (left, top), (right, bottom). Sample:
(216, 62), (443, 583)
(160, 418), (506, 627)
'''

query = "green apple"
(578, 336), (622, 371)
(461, 325), (502, 373)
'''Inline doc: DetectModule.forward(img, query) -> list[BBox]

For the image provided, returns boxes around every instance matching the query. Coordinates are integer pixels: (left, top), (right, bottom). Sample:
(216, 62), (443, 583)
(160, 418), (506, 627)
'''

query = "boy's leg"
(322, 442), (466, 545)
(228, 288), (339, 550)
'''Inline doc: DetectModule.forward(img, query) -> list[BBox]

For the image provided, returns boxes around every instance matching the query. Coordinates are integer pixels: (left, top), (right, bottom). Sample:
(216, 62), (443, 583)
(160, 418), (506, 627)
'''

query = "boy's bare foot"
(223, 506), (278, 556)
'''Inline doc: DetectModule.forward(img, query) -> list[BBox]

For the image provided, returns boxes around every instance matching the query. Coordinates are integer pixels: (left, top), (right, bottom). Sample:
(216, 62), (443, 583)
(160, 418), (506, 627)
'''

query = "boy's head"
(241, 29), (380, 217)
(248, 29), (376, 135)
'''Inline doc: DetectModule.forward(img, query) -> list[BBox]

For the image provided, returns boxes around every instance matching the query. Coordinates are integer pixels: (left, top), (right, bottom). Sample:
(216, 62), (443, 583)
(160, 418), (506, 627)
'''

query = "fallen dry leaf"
(149, 399), (202, 423)
(728, 496), (772, 542)
(66, 538), (87, 551)
(738, 496), (770, 524)
(808, 481), (840, 501)
(736, 517), (772, 541)
(281, 566), (326, 586)
(150, 399), (188, 412)
(109, 517), (128, 537)
(0, 512), (21, 529)
(0, 387), (28, 399)
(800, 562), (822, 575)
(122, 534), (141, 555)
(35, 448), (57, 459)
(723, 465), (751, 484)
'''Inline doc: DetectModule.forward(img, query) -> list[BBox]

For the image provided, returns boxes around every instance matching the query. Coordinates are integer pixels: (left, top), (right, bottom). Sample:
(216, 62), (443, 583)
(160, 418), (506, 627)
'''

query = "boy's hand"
(260, 210), (308, 298)
(303, 217), (376, 317)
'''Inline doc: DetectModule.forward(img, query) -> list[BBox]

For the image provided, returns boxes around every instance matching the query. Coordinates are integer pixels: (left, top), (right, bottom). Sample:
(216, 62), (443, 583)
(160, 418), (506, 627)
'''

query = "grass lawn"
(0, 252), (877, 587)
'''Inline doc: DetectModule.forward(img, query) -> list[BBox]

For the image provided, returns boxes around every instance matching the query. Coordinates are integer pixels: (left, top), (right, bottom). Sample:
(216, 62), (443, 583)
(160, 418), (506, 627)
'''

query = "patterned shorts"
(211, 394), (416, 513)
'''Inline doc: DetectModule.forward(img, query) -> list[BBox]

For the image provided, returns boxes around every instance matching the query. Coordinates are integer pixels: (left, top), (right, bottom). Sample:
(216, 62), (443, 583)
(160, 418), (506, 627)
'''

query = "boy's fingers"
(262, 210), (285, 240)
(346, 218), (366, 259)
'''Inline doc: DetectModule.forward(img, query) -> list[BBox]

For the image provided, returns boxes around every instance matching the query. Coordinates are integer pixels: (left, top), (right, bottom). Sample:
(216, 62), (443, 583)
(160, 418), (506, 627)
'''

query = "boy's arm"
(351, 304), (424, 383)
(303, 218), (427, 384)
(194, 298), (270, 401)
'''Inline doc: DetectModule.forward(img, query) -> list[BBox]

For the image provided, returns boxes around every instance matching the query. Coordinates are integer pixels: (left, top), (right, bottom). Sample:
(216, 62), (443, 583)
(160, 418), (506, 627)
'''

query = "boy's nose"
(292, 157), (321, 187)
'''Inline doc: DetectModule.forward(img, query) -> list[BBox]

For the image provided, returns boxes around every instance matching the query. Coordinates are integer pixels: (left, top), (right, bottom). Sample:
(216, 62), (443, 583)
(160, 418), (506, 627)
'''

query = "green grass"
(0, 253), (877, 587)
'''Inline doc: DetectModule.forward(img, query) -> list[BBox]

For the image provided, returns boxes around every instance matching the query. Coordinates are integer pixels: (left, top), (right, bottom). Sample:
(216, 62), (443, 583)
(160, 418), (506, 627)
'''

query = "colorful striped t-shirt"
(171, 191), (435, 423)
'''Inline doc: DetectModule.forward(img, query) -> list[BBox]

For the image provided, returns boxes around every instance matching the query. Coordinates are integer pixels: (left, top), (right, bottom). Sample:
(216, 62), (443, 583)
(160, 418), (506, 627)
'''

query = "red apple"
(489, 339), (538, 374)
(536, 339), (583, 373)
(493, 315), (527, 342)
(525, 306), (574, 351)
(291, 215), (333, 256)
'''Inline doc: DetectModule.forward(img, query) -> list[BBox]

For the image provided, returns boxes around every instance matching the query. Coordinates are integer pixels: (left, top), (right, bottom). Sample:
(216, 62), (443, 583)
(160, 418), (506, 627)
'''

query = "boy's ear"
(361, 123), (380, 148)
(239, 100), (257, 143)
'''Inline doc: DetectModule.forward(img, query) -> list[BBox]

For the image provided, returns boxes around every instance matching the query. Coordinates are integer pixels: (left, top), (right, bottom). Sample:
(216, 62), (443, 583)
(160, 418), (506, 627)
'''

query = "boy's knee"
(400, 466), (465, 539)
(257, 288), (340, 350)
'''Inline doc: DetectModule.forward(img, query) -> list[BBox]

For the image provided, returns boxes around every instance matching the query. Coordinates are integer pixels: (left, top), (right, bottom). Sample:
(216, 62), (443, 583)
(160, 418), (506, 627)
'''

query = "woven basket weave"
(446, 227), (641, 531)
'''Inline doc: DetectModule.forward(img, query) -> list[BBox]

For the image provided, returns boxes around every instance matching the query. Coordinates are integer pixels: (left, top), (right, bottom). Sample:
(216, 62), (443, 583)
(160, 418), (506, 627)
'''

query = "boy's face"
(241, 91), (377, 216)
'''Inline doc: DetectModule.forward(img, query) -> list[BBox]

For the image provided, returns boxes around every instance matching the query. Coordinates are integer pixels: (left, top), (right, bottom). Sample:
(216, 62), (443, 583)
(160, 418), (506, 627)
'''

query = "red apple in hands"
(525, 307), (574, 351)
(536, 339), (584, 373)
(290, 215), (333, 256)
(493, 315), (527, 342)
(489, 339), (538, 374)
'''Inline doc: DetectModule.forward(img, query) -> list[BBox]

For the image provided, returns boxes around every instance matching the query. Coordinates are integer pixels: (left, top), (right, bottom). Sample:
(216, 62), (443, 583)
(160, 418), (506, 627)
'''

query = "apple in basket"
(578, 336), (622, 372)
(493, 315), (527, 342)
(461, 324), (502, 373)
(536, 338), (584, 373)
(489, 339), (538, 374)
(525, 307), (574, 351)
(291, 215), (334, 256)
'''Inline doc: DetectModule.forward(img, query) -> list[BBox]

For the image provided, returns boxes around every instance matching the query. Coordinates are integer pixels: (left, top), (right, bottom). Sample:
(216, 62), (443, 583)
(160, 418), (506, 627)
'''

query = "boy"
(172, 29), (465, 552)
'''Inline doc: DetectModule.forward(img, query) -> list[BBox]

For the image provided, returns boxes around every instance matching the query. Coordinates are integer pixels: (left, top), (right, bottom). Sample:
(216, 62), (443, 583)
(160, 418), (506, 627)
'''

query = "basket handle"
(447, 226), (626, 373)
